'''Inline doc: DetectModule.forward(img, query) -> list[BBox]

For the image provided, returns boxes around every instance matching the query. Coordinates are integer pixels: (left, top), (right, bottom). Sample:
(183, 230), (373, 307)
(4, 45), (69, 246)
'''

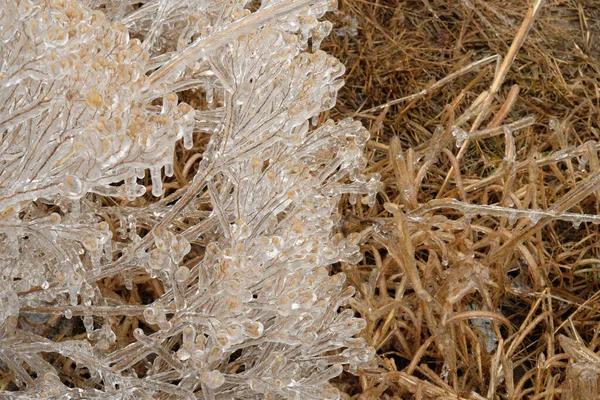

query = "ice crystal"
(0, 0), (381, 398)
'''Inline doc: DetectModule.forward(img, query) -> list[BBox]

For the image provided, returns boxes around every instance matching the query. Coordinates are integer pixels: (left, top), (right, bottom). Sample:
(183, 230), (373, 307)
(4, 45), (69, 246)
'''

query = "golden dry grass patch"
(323, 0), (600, 398)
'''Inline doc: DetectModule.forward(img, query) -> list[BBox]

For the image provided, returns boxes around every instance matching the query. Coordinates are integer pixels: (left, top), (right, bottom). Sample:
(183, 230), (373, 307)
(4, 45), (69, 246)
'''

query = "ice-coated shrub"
(0, 0), (381, 398)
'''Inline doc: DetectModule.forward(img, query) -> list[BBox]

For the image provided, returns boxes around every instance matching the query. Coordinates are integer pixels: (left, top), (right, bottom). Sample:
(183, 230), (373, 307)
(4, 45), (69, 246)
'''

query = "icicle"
(119, 215), (128, 239)
(135, 167), (146, 179)
(183, 127), (193, 150)
(150, 166), (163, 196)
(580, 147), (590, 172)
(124, 272), (133, 290)
(127, 214), (136, 240)
(126, 174), (145, 200)
(71, 200), (81, 214)
(206, 83), (214, 104)
(84, 315), (94, 333)
(164, 163), (174, 177)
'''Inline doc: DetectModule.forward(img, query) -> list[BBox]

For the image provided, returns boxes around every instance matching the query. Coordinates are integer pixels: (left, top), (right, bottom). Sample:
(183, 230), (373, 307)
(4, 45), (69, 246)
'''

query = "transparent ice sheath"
(0, 0), (382, 398)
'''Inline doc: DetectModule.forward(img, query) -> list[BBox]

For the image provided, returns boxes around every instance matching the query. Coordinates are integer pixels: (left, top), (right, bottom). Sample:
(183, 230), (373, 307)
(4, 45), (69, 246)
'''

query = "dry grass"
(322, 0), (600, 398)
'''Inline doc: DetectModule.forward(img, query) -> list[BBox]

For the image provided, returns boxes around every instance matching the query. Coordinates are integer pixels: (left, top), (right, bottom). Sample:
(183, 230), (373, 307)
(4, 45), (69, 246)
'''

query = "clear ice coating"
(0, 0), (382, 398)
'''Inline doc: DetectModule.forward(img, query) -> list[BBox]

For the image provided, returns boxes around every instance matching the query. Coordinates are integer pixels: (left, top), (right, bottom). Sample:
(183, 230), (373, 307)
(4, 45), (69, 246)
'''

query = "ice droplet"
(201, 370), (225, 389)
(507, 211), (517, 225)
(528, 213), (541, 226)
(579, 156), (588, 172)
(349, 193), (357, 205)
(60, 175), (85, 199)
(175, 266), (190, 282)
(451, 126), (469, 148)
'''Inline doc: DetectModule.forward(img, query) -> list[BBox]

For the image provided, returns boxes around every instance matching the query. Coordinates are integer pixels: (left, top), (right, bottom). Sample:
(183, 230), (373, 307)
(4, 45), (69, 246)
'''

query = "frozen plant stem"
(0, 0), (382, 398)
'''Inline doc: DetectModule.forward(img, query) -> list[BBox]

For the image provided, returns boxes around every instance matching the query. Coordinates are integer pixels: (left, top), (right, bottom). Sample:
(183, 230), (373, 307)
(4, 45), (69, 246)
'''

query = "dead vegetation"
(322, 0), (600, 398)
